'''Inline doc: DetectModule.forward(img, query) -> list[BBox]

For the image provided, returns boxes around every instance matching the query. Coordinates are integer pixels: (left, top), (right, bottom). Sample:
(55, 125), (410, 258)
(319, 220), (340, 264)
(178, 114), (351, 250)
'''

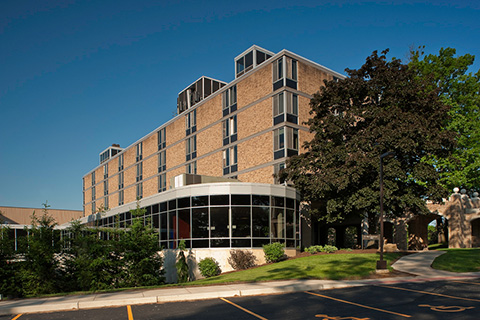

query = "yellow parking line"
(220, 297), (268, 320)
(11, 315), (22, 320)
(305, 291), (411, 318)
(379, 285), (480, 302)
(127, 305), (134, 320)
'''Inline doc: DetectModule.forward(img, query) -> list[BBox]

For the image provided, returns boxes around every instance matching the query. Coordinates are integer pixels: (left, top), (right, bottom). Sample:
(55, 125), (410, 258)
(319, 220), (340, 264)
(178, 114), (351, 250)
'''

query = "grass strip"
(192, 253), (402, 285)
(431, 248), (480, 273)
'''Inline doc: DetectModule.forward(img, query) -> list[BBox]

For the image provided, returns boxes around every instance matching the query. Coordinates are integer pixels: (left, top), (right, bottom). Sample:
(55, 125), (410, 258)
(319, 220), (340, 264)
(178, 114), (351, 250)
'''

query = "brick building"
(80, 45), (344, 255)
(83, 45), (343, 214)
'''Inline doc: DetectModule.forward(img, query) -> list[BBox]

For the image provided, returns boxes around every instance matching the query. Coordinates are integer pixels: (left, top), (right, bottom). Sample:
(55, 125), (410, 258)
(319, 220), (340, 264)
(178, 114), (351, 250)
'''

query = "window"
(273, 127), (285, 159)
(157, 128), (166, 150)
(186, 161), (197, 174)
(274, 127), (298, 160)
(136, 183), (143, 199)
(186, 135), (197, 161)
(118, 172), (124, 189)
(158, 173), (166, 193)
(158, 150), (166, 173)
(223, 145), (238, 175)
(286, 57), (297, 81)
(104, 180), (108, 196)
(91, 172), (95, 185)
(274, 162), (286, 184)
(273, 56), (297, 90)
(222, 115), (237, 145)
(118, 190), (124, 206)
(273, 58), (283, 82)
(286, 92), (298, 123)
(236, 51), (254, 77)
(287, 127), (299, 153)
(103, 163), (108, 179)
(273, 91), (298, 125)
(185, 109), (196, 136)
(100, 150), (109, 164)
(118, 153), (124, 171)
(136, 162), (143, 182)
(104, 196), (109, 209)
(222, 85), (237, 116)
(91, 186), (96, 201)
(136, 142), (143, 162)
(91, 201), (96, 214)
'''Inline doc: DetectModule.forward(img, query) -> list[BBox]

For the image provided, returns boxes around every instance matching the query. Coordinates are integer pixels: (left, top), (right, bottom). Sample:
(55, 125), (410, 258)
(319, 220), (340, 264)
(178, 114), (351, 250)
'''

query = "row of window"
(90, 194), (300, 249)
(87, 55), (300, 205)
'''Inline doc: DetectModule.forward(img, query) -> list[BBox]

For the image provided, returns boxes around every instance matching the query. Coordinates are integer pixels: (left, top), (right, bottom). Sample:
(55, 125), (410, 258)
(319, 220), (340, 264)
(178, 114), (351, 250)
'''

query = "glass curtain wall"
(92, 193), (299, 249)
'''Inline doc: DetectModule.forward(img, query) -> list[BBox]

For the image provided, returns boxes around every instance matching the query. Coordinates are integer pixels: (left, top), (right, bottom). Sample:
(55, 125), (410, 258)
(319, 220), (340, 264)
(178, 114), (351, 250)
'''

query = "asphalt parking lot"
(2, 279), (479, 320)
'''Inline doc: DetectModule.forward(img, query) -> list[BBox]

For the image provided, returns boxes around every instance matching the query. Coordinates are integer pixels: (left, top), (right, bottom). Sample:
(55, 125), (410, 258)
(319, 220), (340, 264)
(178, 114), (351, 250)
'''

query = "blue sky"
(1, 0), (479, 211)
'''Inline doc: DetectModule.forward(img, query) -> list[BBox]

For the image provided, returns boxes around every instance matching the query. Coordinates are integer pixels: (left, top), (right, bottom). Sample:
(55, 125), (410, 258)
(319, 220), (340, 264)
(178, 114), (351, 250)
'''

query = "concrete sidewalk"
(392, 250), (480, 278)
(1, 251), (479, 316)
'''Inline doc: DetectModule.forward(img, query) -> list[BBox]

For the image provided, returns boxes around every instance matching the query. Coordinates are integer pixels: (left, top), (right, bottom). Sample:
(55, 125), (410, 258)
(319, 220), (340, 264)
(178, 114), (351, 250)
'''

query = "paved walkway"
(1, 251), (479, 316)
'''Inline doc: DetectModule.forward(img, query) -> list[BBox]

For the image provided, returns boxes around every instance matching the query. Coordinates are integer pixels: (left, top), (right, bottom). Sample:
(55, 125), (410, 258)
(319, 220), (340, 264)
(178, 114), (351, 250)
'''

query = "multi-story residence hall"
(81, 45), (344, 260)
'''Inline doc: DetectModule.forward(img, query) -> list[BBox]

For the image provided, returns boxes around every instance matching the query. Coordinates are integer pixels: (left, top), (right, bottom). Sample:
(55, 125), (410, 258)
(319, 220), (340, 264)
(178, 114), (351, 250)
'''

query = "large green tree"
(280, 50), (455, 222)
(409, 47), (480, 191)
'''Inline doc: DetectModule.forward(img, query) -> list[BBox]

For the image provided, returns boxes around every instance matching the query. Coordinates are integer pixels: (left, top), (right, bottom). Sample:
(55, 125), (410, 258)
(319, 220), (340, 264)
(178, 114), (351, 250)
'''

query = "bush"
(304, 245), (338, 254)
(176, 240), (189, 283)
(304, 245), (323, 254)
(228, 250), (257, 270)
(263, 242), (285, 263)
(322, 245), (338, 253)
(198, 257), (221, 278)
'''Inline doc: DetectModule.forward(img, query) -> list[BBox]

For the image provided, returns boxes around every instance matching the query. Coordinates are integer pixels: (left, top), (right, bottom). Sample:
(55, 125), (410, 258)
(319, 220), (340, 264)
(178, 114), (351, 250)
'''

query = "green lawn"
(192, 253), (403, 285)
(432, 248), (480, 273)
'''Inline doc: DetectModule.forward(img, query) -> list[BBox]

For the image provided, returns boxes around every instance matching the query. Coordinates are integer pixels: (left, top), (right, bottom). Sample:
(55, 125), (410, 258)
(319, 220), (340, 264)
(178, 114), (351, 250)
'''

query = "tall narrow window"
(92, 201), (96, 214)
(92, 186), (96, 201)
(273, 58), (283, 83)
(222, 115), (237, 145)
(118, 190), (124, 206)
(186, 161), (197, 174)
(136, 182), (143, 199)
(286, 57), (297, 81)
(222, 85), (237, 116)
(103, 163), (108, 179)
(91, 172), (95, 185)
(158, 173), (166, 193)
(286, 127), (299, 156)
(104, 180), (108, 196)
(158, 150), (166, 173)
(275, 127), (298, 160)
(223, 145), (238, 175)
(157, 128), (166, 150)
(274, 162), (286, 184)
(118, 153), (124, 171)
(185, 109), (197, 136)
(136, 162), (143, 182)
(273, 91), (298, 125)
(273, 56), (297, 90)
(286, 92), (298, 124)
(136, 142), (143, 162)
(118, 171), (124, 190)
(104, 196), (109, 209)
(186, 135), (197, 161)
(273, 92), (285, 125)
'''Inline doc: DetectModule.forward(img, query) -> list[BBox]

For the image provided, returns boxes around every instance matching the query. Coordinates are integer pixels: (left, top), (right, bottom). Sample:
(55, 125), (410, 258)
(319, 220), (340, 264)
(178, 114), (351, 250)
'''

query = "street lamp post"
(377, 151), (395, 270)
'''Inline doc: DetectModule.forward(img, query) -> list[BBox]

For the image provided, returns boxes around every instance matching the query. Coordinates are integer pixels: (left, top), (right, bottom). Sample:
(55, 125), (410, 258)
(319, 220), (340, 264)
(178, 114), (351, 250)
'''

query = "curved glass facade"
(85, 183), (301, 249)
